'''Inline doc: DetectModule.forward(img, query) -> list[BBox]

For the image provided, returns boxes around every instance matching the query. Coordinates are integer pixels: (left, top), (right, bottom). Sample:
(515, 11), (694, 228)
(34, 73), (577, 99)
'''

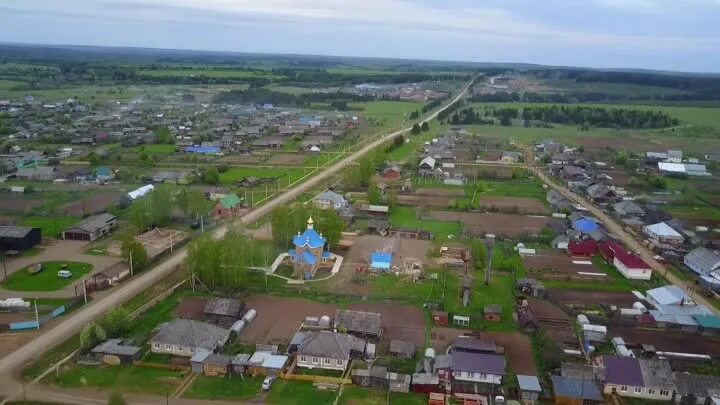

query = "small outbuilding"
(62, 213), (117, 241)
(389, 340), (416, 359)
(483, 304), (502, 322)
(203, 297), (243, 326)
(517, 375), (542, 404)
(91, 339), (142, 365)
(0, 226), (41, 251)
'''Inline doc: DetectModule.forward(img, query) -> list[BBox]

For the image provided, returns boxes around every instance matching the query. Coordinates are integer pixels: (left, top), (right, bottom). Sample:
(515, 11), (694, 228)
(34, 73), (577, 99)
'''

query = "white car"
(261, 376), (274, 391)
(57, 270), (73, 279)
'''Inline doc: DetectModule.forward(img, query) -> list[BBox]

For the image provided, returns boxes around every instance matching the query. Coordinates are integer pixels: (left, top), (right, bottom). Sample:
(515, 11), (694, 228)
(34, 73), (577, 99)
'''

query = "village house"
(418, 156), (437, 176)
(312, 190), (348, 211)
(560, 165), (586, 182)
(450, 351), (506, 397)
(613, 200), (646, 217)
(16, 166), (57, 181)
(212, 193), (243, 218)
(62, 213), (117, 241)
(599, 356), (675, 402)
(517, 375), (542, 404)
(152, 170), (193, 185)
(586, 183), (616, 203)
(672, 372), (720, 404)
(150, 319), (230, 357)
(645, 285), (712, 330)
(684, 247), (720, 278)
(381, 165), (402, 180)
(499, 151), (521, 163)
(296, 331), (365, 372)
(600, 242), (652, 280)
(644, 222), (685, 246)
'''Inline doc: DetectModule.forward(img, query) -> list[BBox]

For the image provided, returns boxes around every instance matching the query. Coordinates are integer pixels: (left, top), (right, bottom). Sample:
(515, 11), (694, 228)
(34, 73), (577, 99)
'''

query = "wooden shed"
(483, 304), (502, 322)
(432, 311), (449, 326)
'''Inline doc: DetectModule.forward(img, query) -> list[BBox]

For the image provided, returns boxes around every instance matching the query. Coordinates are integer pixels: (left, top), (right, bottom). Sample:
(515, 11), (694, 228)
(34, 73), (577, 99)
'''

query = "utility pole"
(2, 254), (6, 281)
(200, 215), (204, 233)
(129, 249), (134, 277)
(82, 279), (87, 304)
(34, 299), (39, 330)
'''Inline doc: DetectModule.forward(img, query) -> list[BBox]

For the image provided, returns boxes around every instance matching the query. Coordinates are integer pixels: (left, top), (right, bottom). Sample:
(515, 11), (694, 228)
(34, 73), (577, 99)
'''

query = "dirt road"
(0, 79), (474, 403)
(523, 145), (719, 317)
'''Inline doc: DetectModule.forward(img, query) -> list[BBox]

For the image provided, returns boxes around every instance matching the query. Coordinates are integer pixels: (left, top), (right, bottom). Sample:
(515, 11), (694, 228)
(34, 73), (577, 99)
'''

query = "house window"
(337, 359), (344, 366)
(480, 373), (487, 380)
(165, 344), (171, 350)
(312, 357), (319, 364)
(634, 387), (642, 394)
(621, 386), (628, 392)
(300, 356), (307, 363)
(324, 358), (331, 365)
(175, 345), (182, 352)
(153, 343), (160, 349)
(648, 389), (655, 395)
(660, 390), (669, 396)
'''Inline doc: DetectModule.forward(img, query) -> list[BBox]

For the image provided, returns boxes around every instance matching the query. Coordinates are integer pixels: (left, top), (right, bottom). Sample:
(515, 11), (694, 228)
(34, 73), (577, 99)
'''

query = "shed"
(202, 353), (231, 377)
(190, 350), (211, 374)
(389, 340), (416, 359)
(62, 213), (117, 241)
(334, 309), (383, 339)
(517, 375), (542, 402)
(432, 310), (449, 326)
(0, 226), (41, 251)
(91, 339), (142, 365)
(369, 251), (393, 271)
(551, 375), (603, 405)
(483, 304), (502, 322)
(231, 353), (252, 374)
(203, 297), (243, 326)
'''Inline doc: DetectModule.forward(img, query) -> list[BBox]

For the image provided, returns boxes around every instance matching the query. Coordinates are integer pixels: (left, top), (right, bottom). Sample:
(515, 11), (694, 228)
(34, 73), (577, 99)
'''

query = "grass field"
(267, 380), (338, 405)
(18, 216), (81, 238)
(349, 101), (422, 128)
(338, 387), (427, 405)
(1, 261), (93, 292)
(133, 144), (178, 154)
(184, 376), (263, 400)
(389, 206), (461, 238)
(544, 257), (664, 293)
(0, 79), (26, 90)
(219, 167), (306, 185)
(138, 69), (283, 79)
(51, 365), (184, 395)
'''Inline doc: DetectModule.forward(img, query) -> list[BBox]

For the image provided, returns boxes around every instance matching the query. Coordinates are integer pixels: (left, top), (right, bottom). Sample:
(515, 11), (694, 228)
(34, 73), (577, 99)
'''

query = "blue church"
(288, 217), (331, 279)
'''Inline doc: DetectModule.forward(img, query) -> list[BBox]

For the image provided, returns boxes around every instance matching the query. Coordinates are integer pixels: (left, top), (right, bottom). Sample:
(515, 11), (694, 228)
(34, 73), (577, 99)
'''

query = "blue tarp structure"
(185, 146), (220, 155)
(370, 251), (393, 270)
(572, 218), (599, 233)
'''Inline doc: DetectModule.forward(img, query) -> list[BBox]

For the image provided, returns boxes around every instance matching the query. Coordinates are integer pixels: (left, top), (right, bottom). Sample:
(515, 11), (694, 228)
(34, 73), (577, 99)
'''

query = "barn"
(0, 226), (41, 251)
(62, 213), (117, 241)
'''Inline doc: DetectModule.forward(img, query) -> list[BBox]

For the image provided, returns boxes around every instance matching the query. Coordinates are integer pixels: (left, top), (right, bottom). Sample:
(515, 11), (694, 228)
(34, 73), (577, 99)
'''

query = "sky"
(0, 0), (719, 72)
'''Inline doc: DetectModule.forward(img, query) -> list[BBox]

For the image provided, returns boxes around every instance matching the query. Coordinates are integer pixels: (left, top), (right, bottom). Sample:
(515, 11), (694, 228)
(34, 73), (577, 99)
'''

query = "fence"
(4, 296), (84, 331)
(132, 360), (190, 372)
(279, 372), (351, 385)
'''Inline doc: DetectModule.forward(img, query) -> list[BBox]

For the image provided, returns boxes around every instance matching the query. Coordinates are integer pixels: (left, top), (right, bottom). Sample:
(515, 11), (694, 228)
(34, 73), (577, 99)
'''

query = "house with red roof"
(567, 240), (598, 258)
(600, 242), (652, 280)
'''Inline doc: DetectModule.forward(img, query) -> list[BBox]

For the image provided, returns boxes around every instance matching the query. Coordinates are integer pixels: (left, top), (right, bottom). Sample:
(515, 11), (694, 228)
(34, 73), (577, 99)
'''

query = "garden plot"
(548, 289), (638, 308)
(58, 193), (121, 217)
(266, 153), (308, 165)
(477, 196), (549, 215)
(608, 326), (720, 357)
(523, 253), (607, 283)
(347, 302), (425, 348)
(107, 228), (188, 258)
(425, 211), (550, 238)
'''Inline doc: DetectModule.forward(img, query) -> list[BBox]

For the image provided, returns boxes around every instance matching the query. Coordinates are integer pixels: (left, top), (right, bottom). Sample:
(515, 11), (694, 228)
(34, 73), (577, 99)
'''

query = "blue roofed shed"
(572, 218), (600, 234)
(370, 252), (393, 271)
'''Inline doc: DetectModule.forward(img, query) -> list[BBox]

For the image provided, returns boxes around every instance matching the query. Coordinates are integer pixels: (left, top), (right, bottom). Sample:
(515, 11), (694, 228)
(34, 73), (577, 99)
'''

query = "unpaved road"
(523, 145), (719, 317)
(0, 79), (473, 403)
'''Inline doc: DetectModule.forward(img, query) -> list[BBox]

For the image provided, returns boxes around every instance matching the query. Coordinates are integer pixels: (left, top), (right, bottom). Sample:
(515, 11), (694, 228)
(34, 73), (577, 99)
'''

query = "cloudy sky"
(0, 0), (718, 72)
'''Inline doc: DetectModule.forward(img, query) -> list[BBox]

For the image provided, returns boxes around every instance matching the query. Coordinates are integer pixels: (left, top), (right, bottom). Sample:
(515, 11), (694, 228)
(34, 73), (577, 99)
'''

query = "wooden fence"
(132, 360), (190, 372)
(279, 372), (351, 385)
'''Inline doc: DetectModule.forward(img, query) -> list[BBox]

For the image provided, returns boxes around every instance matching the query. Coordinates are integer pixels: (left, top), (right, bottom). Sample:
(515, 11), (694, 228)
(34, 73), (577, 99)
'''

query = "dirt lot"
(347, 302), (425, 348)
(523, 253), (606, 282)
(477, 196), (549, 215)
(526, 298), (577, 346)
(0, 196), (42, 213)
(415, 188), (465, 197)
(574, 136), (668, 153)
(239, 296), (338, 344)
(608, 326), (720, 357)
(58, 193), (121, 217)
(330, 234), (432, 295)
(426, 211), (550, 237)
(430, 327), (536, 375)
(173, 297), (208, 320)
(217, 155), (262, 164)
(548, 289), (637, 308)
(266, 153), (307, 165)
(107, 228), (188, 258)
(397, 195), (455, 207)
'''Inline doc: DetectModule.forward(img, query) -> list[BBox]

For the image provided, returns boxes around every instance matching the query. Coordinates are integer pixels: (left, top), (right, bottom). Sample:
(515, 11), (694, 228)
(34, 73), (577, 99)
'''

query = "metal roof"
(64, 213), (116, 234)
(647, 285), (687, 306)
(517, 375), (541, 392)
(685, 247), (720, 275)
(551, 376), (603, 400)
(644, 222), (683, 238)
(451, 352), (505, 375)
(0, 226), (35, 238)
(602, 356), (643, 386)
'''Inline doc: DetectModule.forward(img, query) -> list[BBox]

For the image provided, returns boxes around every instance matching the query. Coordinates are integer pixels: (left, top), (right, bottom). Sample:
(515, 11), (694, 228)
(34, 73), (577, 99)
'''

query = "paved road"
(0, 79), (473, 403)
(523, 145), (720, 316)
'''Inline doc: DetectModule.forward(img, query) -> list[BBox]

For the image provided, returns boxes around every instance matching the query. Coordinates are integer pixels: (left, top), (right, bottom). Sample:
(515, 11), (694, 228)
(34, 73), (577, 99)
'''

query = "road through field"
(0, 79), (473, 403)
(523, 145), (720, 317)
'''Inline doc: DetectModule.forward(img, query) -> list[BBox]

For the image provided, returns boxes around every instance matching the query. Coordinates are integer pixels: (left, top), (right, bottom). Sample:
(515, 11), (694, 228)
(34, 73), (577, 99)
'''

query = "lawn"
(389, 206), (461, 239)
(348, 101), (422, 128)
(133, 144), (178, 154)
(51, 365), (184, 395)
(267, 380), (338, 405)
(339, 387), (427, 405)
(19, 216), (81, 238)
(479, 179), (545, 200)
(1, 261), (93, 292)
(183, 376), (263, 400)
(543, 257), (665, 293)
(219, 167), (306, 185)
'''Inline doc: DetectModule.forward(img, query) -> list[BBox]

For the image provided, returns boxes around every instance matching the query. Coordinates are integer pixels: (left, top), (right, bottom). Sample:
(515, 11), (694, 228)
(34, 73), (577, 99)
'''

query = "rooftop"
(0, 226), (36, 238)
(451, 351), (505, 375)
(334, 309), (382, 336)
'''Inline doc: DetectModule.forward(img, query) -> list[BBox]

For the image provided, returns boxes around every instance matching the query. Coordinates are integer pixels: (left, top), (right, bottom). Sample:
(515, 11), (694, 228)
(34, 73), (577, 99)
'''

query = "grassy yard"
(348, 101), (422, 128)
(51, 365), (184, 395)
(133, 144), (178, 154)
(267, 380), (338, 405)
(544, 256), (665, 293)
(479, 179), (546, 200)
(19, 216), (81, 238)
(389, 206), (461, 239)
(183, 376), (263, 400)
(338, 387), (427, 405)
(1, 261), (92, 292)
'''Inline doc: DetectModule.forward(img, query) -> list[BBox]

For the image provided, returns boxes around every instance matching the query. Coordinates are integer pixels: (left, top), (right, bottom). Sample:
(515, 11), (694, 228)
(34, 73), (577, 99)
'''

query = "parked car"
(57, 270), (72, 279)
(262, 376), (274, 391)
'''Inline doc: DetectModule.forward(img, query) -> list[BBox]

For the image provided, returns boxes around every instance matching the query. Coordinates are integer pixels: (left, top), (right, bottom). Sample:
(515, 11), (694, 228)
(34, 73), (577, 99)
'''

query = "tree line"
(270, 204), (344, 249)
(212, 88), (377, 106)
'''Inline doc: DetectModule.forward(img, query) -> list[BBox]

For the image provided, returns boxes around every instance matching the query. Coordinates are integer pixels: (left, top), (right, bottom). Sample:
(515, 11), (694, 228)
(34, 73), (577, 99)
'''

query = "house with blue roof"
(288, 217), (332, 280)
(572, 218), (600, 234)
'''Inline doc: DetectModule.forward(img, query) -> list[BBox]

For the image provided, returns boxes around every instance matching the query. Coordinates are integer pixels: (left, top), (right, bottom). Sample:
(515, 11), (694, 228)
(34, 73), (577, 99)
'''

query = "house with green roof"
(212, 193), (243, 218)
(694, 314), (720, 336)
(93, 166), (114, 182)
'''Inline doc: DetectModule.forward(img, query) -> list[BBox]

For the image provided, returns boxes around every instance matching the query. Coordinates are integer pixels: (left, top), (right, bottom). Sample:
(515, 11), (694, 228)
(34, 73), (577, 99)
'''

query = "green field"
(133, 144), (178, 154)
(0, 79), (26, 90)
(540, 78), (690, 97)
(138, 69), (283, 79)
(338, 387), (427, 405)
(51, 365), (184, 395)
(389, 206), (461, 238)
(1, 261), (93, 292)
(349, 101), (422, 128)
(219, 167), (306, 185)
(266, 380), (337, 405)
(18, 216), (81, 238)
